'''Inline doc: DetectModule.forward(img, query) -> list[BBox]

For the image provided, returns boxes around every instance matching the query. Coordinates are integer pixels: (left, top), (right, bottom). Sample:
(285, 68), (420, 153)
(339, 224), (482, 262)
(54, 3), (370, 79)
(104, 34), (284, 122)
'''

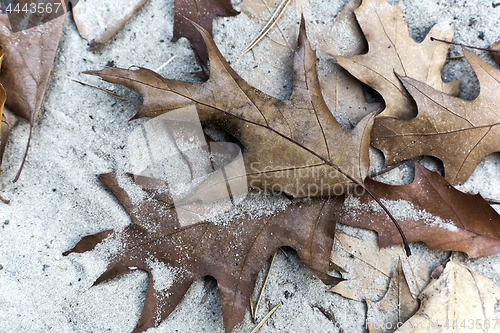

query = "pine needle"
(250, 303), (281, 333)
(156, 55), (178, 72)
(253, 251), (277, 320)
(250, 296), (255, 319)
(51, 72), (124, 99)
(236, 0), (292, 59)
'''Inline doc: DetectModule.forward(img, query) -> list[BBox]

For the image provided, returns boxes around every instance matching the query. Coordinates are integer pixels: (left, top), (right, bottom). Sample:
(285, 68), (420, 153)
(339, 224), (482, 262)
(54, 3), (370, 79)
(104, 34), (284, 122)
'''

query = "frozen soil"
(1, 0), (500, 332)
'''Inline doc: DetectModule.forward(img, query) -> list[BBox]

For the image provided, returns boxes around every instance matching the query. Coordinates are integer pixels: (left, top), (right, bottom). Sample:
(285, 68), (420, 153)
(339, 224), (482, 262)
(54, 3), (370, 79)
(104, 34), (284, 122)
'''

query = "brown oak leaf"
(238, 0), (382, 128)
(64, 172), (343, 333)
(366, 259), (419, 333)
(86, 18), (376, 198)
(334, 0), (460, 119)
(0, 44), (16, 203)
(372, 48), (500, 185)
(0, 14), (64, 181)
(339, 163), (500, 258)
(173, 0), (239, 65)
(394, 257), (500, 332)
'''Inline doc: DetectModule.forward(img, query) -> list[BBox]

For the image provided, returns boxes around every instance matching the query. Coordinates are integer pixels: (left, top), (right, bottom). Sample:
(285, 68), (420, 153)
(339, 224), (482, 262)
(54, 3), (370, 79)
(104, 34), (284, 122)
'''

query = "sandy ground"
(1, 0), (500, 332)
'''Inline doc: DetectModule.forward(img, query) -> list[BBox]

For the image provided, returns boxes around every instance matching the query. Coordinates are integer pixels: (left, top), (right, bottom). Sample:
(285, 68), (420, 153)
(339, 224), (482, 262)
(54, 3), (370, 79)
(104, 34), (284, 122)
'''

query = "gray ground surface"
(1, 0), (500, 332)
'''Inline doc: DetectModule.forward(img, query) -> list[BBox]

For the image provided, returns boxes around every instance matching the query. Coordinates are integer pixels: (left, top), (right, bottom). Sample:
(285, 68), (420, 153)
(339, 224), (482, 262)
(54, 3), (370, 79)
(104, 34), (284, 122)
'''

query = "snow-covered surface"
(1, 0), (500, 332)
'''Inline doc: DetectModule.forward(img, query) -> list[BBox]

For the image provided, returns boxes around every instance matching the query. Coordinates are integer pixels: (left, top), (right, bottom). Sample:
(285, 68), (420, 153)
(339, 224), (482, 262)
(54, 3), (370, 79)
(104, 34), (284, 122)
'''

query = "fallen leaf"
(0, 43), (8, 165)
(238, 0), (382, 128)
(72, 0), (148, 49)
(0, 108), (17, 170)
(86, 18), (375, 197)
(334, 0), (460, 119)
(340, 163), (500, 258)
(0, 14), (64, 180)
(329, 231), (433, 302)
(0, 44), (14, 203)
(64, 172), (343, 333)
(371, 47), (500, 185)
(366, 259), (419, 333)
(491, 41), (500, 65)
(316, 0), (383, 128)
(395, 258), (500, 332)
(173, 0), (239, 65)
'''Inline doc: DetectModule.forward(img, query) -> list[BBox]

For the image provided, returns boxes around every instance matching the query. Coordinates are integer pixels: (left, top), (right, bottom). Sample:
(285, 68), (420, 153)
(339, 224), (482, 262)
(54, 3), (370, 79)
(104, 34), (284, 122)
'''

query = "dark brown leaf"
(340, 163), (500, 258)
(371, 48), (500, 185)
(64, 172), (343, 333)
(86, 18), (375, 198)
(172, 0), (239, 65)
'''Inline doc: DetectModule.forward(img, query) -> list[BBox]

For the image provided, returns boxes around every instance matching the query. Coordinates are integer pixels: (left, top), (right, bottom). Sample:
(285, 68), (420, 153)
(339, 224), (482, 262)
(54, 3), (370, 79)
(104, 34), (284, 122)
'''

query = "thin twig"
(253, 251), (277, 320)
(51, 72), (124, 99)
(250, 303), (281, 333)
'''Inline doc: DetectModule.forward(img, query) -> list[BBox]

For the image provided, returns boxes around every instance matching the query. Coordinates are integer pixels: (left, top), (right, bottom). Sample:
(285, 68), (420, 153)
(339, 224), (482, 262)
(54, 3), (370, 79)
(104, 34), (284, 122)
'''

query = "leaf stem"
(0, 194), (9, 204)
(430, 37), (500, 54)
(363, 186), (412, 256)
(13, 120), (33, 183)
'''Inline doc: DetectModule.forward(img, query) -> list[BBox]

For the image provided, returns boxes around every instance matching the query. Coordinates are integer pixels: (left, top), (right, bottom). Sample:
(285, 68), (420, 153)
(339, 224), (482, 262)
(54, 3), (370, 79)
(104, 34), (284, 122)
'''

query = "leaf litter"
(2, 0), (500, 332)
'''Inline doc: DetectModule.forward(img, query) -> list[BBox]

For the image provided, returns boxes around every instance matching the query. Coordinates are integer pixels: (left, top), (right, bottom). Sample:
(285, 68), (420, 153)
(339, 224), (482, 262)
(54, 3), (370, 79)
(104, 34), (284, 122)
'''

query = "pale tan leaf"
(366, 259), (419, 333)
(73, 0), (147, 48)
(395, 258), (500, 332)
(329, 232), (434, 302)
(335, 0), (460, 119)
(237, 0), (381, 128)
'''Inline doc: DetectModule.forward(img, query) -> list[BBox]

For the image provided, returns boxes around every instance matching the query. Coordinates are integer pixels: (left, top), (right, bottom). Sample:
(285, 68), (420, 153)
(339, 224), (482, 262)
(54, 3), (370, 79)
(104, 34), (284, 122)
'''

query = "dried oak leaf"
(329, 231), (436, 302)
(0, 44), (17, 203)
(0, 44), (7, 165)
(394, 257), (500, 332)
(238, 0), (382, 128)
(366, 259), (419, 333)
(491, 41), (500, 65)
(173, 0), (239, 65)
(0, 14), (64, 180)
(64, 172), (343, 333)
(340, 163), (500, 258)
(372, 48), (500, 186)
(86, 19), (376, 198)
(334, 0), (460, 119)
(73, 0), (148, 49)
